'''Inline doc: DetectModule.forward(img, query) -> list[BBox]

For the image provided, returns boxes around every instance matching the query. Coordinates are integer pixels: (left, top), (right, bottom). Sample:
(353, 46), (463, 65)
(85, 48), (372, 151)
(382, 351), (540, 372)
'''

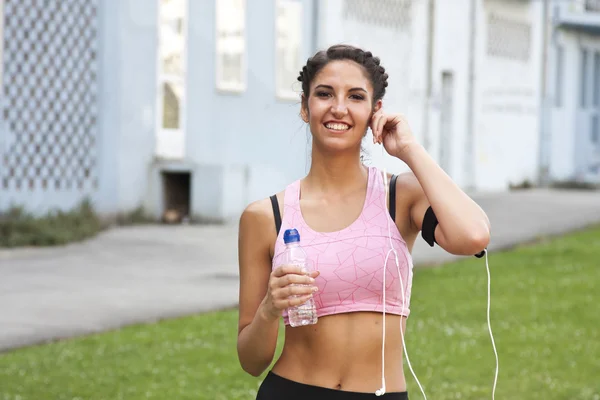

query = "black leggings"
(256, 371), (409, 400)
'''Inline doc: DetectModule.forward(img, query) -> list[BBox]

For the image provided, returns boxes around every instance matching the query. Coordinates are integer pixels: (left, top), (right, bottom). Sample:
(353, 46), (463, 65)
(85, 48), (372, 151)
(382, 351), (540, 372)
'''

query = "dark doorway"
(161, 171), (191, 223)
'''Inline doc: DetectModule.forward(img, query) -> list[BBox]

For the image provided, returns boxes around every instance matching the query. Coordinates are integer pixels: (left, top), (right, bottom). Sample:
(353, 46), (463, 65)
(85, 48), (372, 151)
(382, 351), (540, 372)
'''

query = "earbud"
(375, 388), (385, 396)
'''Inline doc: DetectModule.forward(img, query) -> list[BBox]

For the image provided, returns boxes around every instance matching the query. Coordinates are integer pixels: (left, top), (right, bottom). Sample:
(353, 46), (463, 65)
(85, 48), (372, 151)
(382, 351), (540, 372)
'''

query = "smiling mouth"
(324, 122), (352, 132)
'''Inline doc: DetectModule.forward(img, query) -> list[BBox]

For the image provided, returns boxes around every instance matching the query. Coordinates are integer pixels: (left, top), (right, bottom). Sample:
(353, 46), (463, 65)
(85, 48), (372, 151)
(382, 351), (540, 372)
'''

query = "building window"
(216, 0), (246, 92)
(0, 0), (4, 107)
(594, 51), (600, 107)
(343, 0), (412, 32)
(486, 13), (531, 62)
(275, 0), (303, 100)
(592, 115), (599, 144)
(156, 0), (187, 159)
(554, 45), (563, 107)
(159, 0), (186, 130)
(581, 48), (589, 108)
(585, 0), (600, 13)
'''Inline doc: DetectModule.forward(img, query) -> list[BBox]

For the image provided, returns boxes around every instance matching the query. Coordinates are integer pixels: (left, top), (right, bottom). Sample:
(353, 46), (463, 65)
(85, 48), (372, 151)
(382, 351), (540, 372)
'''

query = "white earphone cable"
(379, 162), (496, 399)
(485, 249), (499, 400)
(377, 169), (390, 396)
(378, 170), (427, 399)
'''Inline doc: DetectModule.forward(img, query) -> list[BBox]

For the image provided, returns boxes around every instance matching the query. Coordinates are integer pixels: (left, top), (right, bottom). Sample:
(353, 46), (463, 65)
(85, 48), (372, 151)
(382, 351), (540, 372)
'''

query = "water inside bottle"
(288, 297), (318, 327)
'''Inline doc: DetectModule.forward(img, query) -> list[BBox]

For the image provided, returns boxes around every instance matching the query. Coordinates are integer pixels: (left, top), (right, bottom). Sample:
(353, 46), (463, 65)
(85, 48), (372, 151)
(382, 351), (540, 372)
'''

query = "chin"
(316, 136), (361, 153)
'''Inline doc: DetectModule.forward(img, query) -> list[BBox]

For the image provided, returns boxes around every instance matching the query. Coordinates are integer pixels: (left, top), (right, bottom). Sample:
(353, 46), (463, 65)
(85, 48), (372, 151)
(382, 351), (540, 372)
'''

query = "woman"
(237, 44), (491, 399)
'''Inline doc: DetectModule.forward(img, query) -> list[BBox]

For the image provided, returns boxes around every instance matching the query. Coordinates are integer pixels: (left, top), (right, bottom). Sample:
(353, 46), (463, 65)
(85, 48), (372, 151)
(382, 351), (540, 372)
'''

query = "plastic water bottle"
(282, 228), (318, 327)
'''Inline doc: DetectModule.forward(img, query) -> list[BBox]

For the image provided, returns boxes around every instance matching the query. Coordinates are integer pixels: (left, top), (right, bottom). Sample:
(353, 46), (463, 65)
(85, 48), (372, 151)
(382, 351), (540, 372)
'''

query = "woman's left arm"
(371, 110), (491, 256)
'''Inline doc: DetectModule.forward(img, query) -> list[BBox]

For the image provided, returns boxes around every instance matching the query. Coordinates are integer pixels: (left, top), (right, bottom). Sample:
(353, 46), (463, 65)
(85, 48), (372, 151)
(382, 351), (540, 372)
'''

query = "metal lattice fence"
(343, 0), (413, 32)
(339, 0), (416, 104)
(486, 12), (532, 62)
(1, 0), (99, 191)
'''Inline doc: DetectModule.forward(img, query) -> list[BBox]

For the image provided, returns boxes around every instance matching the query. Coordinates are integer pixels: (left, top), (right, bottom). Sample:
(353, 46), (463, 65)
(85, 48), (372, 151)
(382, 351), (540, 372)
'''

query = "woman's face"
(301, 60), (382, 154)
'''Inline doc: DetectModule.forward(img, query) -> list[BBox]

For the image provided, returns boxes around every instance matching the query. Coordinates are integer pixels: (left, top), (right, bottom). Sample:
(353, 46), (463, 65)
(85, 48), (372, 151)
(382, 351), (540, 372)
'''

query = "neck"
(305, 144), (367, 195)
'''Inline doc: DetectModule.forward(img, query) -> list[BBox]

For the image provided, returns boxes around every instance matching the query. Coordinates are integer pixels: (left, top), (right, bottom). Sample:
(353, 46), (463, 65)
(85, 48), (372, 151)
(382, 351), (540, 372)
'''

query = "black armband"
(421, 206), (438, 247)
(422, 205), (488, 258)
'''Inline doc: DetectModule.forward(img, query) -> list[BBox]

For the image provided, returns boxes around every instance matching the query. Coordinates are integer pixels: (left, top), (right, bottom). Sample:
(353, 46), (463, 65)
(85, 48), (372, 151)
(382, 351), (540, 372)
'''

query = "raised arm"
(371, 110), (491, 255)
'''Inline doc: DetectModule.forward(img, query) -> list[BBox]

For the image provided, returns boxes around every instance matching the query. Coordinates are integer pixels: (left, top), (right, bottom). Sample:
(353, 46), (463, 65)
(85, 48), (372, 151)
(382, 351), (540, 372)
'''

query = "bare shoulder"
(395, 171), (425, 202)
(239, 191), (285, 254)
(382, 170), (425, 210)
(383, 170), (422, 194)
(240, 198), (272, 225)
(239, 193), (282, 233)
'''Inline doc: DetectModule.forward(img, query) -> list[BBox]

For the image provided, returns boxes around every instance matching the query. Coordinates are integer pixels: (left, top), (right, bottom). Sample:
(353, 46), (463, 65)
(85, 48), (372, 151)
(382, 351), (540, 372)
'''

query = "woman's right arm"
(236, 198), (318, 377)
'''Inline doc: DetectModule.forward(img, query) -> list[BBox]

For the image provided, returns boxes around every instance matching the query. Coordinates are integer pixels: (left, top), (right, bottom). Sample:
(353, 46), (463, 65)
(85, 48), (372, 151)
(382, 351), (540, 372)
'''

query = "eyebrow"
(314, 84), (367, 93)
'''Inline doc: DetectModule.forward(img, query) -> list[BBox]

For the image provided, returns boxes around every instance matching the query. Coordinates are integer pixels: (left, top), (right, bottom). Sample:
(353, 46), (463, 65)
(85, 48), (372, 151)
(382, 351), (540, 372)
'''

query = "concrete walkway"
(1, 188), (600, 352)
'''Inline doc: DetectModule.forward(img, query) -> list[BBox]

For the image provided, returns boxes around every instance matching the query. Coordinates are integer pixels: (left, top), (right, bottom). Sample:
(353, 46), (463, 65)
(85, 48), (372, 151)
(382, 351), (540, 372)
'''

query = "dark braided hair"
(298, 44), (389, 109)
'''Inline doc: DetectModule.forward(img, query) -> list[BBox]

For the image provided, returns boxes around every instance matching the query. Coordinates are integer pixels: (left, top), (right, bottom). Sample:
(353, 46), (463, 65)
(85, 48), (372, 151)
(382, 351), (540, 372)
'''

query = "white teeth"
(325, 123), (350, 131)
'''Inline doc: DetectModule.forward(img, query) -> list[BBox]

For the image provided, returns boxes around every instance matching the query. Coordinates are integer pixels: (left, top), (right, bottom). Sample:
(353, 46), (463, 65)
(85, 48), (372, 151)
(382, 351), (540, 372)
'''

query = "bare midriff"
(271, 311), (408, 393)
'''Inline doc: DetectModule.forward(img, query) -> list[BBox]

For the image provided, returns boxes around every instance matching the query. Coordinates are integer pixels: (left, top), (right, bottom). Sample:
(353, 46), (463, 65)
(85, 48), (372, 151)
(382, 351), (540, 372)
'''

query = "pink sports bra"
(272, 166), (414, 326)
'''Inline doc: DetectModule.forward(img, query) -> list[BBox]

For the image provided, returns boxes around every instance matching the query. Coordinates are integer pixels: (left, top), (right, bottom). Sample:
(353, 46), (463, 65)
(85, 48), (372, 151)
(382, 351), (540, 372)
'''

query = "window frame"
(215, 0), (247, 93)
(554, 44), (564, 108)
(581, 48), (589, 108)
(155, 0), (188, 159)
(0, 0), (4, 108)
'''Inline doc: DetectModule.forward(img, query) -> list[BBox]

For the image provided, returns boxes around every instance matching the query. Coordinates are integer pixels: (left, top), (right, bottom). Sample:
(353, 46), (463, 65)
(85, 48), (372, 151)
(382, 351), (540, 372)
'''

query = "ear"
(300, 94), (309, 123)
(372, 99), (383, 114)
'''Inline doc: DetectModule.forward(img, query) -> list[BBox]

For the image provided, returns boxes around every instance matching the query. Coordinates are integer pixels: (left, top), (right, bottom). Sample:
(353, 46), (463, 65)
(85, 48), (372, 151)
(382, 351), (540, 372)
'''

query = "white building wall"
(428, 0), (473, 188)
(473, 0), (542, 190)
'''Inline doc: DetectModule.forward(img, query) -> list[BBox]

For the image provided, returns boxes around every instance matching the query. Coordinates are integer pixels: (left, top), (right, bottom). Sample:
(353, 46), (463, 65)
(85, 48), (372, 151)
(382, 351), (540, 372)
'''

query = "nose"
(331, 98), (348, 118)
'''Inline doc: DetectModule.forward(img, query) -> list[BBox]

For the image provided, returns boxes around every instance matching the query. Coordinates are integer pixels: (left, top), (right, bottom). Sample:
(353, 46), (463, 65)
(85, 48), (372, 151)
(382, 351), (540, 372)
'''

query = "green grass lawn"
(1, 227), (600, 400)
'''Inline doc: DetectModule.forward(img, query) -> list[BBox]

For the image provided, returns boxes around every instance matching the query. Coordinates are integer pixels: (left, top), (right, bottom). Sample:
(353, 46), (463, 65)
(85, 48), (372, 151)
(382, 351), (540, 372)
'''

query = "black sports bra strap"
(389, 174), (398, 221)
(269, 195), (282, 235)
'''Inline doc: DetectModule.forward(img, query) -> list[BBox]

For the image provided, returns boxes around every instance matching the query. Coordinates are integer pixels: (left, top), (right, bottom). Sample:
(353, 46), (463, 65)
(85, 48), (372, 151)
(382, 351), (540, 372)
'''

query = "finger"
(272, 284), (317, 302)
(277, 273), (316, 288)
(308, 270), (320, 279)
(293, 294), (315, 306)
(370, 112), (379, 141)
(370, 112), (379, 143)
(283, 284), (318, 298)
(375, 113), (386, 143)
(281, 293), (314, 309)
(381, 114), (402, 142)
(388, 114), (402, 131)
(370, 113), (380, 144)
(273, 264), (307, 278)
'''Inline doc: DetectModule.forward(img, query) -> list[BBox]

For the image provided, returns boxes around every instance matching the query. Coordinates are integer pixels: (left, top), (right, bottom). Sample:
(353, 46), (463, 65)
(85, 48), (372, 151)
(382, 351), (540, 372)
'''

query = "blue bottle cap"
(283, 228), (300, 244)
